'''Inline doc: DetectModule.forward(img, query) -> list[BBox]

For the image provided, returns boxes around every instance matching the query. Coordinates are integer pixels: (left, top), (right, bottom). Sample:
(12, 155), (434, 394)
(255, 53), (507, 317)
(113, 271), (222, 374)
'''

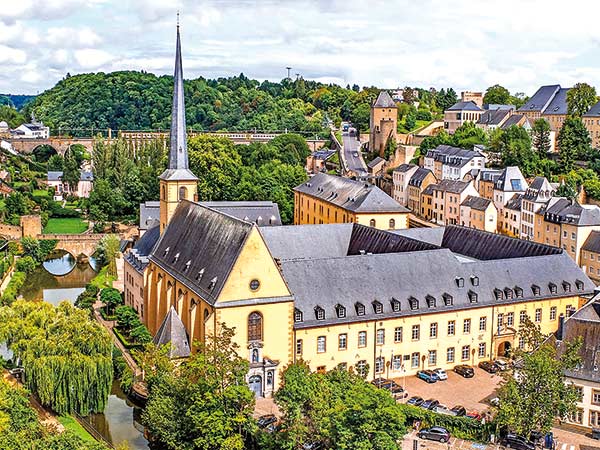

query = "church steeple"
(159, 19), (198, 232)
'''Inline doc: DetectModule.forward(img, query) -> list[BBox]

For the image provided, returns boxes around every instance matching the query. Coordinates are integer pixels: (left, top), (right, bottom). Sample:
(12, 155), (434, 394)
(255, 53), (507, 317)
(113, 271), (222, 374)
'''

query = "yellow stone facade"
(159, 179), (198, 232)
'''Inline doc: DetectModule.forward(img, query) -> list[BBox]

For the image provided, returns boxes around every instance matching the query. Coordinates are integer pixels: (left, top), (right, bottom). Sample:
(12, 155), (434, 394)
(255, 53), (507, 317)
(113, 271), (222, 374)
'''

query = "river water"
(15, 250), (150, 449)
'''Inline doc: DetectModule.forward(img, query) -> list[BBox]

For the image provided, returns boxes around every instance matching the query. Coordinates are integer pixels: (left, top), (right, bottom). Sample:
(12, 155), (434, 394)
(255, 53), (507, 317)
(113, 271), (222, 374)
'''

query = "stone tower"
(159, 22), (198, 233)
(369, 91), (398, 157)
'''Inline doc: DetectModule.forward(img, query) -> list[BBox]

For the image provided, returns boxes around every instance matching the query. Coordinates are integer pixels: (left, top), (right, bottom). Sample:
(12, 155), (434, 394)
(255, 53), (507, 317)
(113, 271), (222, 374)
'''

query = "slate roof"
(153, 306), (191, 358)
(552, 299), (600, 383)
(584, 101), (600, 117)
(346, 224), (439, 255)
(582, 231), (600, 254)
(500, 114), (528, 129)
(150, 201), (254, 304)
(461, 195), (492, 211)
(505, 193), (524, 211)
(47, 170), (93, 182)
(447, 101), (483, 112)
(543, 88), (570, 115)
(200, 201), (282, 226)
(140, 200), (160, 231)
(545, 201), (600, 226)
(125, 225), (161, 273)
(494, 166), (528, 192)
(484, 104), (515, 111)
(373, 91), (397, 108)
(311, 149), (337, 160)
(432, 179), (472, 194)
(477, 109), (511, 126)
(408, 168), (433, 187)
(422, 184), (435, 196)
(367, 156), (386, 169)
(287, 249), (593, 330)
(518, 85), (561, 113)
(479, 169), (502, 182)
(392, 227), (446, 246)
(294, 173), (409, 213)
(394, 163), (417, 173)
(523, 177), (554, 202)
(425, 145), (484, 167)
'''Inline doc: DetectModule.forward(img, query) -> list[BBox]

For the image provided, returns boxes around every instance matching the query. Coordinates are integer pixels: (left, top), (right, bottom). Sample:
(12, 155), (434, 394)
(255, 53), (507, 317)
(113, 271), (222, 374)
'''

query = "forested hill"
(22, 72), (455, 133)
(0, 94), (35, 110)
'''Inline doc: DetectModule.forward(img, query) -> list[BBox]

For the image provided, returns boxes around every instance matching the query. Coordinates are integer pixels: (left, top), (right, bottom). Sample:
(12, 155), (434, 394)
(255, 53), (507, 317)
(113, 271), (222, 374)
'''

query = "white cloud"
(74, 49), (114, 68)
(0, 45), (26, 64)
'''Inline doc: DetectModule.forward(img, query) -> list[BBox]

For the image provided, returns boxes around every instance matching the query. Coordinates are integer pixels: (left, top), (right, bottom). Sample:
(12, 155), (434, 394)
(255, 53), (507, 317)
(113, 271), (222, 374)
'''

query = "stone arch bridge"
(38, 234), (105, 258)
(6, 137), (94, 156)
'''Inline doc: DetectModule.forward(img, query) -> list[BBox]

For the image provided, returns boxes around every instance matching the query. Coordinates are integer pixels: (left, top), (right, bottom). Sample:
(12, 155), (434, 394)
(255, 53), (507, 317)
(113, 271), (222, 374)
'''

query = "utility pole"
(286, 67), (292, 79)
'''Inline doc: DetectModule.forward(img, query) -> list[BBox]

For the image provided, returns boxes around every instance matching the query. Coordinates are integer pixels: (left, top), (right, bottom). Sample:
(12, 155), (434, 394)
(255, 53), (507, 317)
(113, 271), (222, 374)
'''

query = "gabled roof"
(523, 177), (554, 202)
(461, 195), (492, 211)
(447, 101), (482, 112)
(432, 179), (472, 194)
(367, 156), (386, 169)
(140, 200), (160, 231)
(311, 149), (337, 160)
(425, 145), (484, 166)
(500, 114), (528, 129)
(582, 230), (600, 254)
(393, 163), (417, 173)
(543, 88), (570, 115)
(408, 167), (433, 187)
(479, 169), (502, 182)
(518, 85), (561, 113)
(494, 166), (528, 192)
(546, 201), (600, 226)
(294, 173), (409, 213)
(200, 201), (282, 226)
(477, 109), (511, 126)
(583, 100), (600, 117)
(505, 193), (524, 211)
(153, 306), (191, 359)
(373, 91), (397, 108)
(149, 201), (254, 304)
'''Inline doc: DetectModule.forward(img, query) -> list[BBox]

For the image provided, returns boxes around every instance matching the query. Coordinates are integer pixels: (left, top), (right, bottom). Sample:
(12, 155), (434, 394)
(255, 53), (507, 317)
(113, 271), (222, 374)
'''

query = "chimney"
(556, 313), (565, 341)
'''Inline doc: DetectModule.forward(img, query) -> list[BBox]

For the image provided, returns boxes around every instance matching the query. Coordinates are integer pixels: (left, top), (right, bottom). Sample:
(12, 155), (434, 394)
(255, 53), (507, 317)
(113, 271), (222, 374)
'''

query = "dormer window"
(531, 284), (540, 296)
(426, 295), (436, 308)
(336, 304), (346, 318)
(163, 246), (170, 257)
(442, 293), (453, 306)
(562, 281), (571, 293)
(456, 277), (464, 288)
(514, 286), (523, 298)
(390, 298), (401, 312)
(315, 306), (325, 320)
(494, 288), (503, 300)
(575, 279), (584, 291)
(549, 282), (557, 294)
(470, 276), (479, 286)
(504, 288), (513, 299)
(173, 252), (180, 263)
(196, 268), (205, 281)
(355, 302), (365, 316)
(184, 260), (191, 272)
(294, 308), (303, 323)
(208, 277), (218, 291)
(468, 290), (478, 303)
(373, 301), (383, 314)
(409, 297), (419, 310)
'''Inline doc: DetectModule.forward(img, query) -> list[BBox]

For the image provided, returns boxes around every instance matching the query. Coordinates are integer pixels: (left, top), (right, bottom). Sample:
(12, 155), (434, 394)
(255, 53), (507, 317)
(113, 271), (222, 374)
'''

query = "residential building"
(476, 108), (514, 132)
(367, 156), (386, 177)
(460, 195), (497, 232)
(429, 180), (478, 226)
(294, 172), (409, 230)
(474, 169), (502, 200)
(46, 170), (93, 200)
(503, 194), (524, 237)
(392, 164), (418, 206)
(581, 231), (600, 283)
(492, 166), (528, 234)
(444, 101), (483, 134)
(421, 184), (435, 221)
(553, 299), (600, 429)
(306, 149), (337, 174)
(583, 101), (600, 149)
(11, 121), (50, 139)
(461, 91), (483, 108)
(0, 121), (9, 138)
(541, 87), (570, 132)
(369, 91), (397, 156)
(500, 114), (531, 131)
(407, 168), (436, 215)
(521, 177), (556, 241)
(424, 145), (485, 181)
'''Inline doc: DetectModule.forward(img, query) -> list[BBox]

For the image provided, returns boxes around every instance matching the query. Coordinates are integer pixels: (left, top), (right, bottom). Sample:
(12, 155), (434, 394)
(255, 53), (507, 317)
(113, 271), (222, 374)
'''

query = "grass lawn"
(90, 266), (116, 289)
(57, 416), (96, 443)
(32, 189), (50, 198)
(398, 119), (432, 134)
(43, 217), (88, 234)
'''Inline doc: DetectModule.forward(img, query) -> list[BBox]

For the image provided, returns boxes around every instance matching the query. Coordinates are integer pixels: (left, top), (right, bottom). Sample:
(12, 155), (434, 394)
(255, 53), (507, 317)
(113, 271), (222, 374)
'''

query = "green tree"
(88, 179), (127, 223)
(404, 106), (417, 131)
(269, 133), (311, 166)
(115, 305), (140, 333)
(558, 117), (592, 171)
(531, 118), (551, 157)
(62, 147), (81, 193)
(566, 82), (597, 117)
(100, 287), (122, 315)
(490, 126), (537, 175)
(47, 154), (64, 171)
(0, 105), (26, 128)
(451, 121), (487, 149)
(483, 84), (511, 105)
(142, 323), (255, 450)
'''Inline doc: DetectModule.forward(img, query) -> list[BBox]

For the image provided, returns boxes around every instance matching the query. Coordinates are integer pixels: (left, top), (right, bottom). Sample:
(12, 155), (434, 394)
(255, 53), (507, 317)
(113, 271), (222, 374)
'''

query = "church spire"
(159, 18), (197, 181)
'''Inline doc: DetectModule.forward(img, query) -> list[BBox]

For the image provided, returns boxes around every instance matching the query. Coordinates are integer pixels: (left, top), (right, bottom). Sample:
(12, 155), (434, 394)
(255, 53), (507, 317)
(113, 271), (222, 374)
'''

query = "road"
(341, 130), (368, 177)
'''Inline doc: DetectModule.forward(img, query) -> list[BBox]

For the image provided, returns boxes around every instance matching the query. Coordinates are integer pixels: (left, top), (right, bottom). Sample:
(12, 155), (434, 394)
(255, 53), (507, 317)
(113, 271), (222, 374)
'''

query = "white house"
(47, 170), (93, 200)
(12, 121), (50, 139)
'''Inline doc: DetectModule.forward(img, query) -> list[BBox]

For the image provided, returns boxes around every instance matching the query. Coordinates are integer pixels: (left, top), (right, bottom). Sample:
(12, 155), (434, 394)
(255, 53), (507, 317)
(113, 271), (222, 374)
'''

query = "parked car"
(371, 377), (390, 388)
(352, 151), (359, 157)
(451, 405), (466, 416)
(418, 426), (450, 443)
(257, 414), (278, 429)
(501, 433), (535, 450)
(407, 396), (424, 406)
(389, 384), (409, 399)
(372, 378), (408, 399)
(466, 410), (482, 420)
(434, 404), (453, 415)
(454, 365), (475, 378)
(417, 370), (439, 383)
(478, 360), (499, 373)
(420, 399), (439, 410)
(489, 397), (500, 407)
(433, 368), (448, 380)
(495, 358), (510, 371)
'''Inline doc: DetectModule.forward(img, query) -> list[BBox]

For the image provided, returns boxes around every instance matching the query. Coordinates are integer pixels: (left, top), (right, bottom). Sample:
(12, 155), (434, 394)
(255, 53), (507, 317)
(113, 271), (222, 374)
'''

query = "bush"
(120, 366), (134, 394)
(1, 271), (26, 305)
(15, 256), (37, 274)
(416, 109), (432, 121)
(115, 305), (139, 333)
(130, 324), (153, 344)
(74, 284), (99, 311)
(113, 347), (127, 379)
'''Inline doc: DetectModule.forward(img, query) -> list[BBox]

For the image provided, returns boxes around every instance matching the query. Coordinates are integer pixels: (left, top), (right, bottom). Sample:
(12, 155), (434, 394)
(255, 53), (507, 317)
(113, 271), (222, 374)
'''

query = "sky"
(2, 0), (600, 96)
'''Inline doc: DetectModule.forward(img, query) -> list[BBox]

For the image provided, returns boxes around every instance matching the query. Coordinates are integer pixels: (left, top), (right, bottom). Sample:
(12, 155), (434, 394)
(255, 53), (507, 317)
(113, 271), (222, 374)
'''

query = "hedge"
(112, 327), (144, 351)
(397, 403), (493, 441)
(1, 271), (27, 305)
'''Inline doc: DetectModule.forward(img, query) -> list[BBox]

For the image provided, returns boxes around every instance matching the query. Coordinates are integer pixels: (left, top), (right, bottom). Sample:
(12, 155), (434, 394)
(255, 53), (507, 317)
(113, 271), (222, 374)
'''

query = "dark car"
(371, 377), (391, 388)
(478, 360), (499, 374)
(407, 396), (424, 406)
(420, 398), (439, 410)
(416, 370), (439, 383)
(454, 365), (475, 378)
(257, 414), (278, 429)
(501, 434), (535, 450)
(450, 405), (466, 416)
(418, 426), (450, 443)
(389, 385), (409, 399)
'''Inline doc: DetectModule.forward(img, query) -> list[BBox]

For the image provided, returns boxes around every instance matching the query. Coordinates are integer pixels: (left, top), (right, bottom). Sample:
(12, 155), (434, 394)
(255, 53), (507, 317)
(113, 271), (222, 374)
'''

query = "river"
(16, 250), (150, 449)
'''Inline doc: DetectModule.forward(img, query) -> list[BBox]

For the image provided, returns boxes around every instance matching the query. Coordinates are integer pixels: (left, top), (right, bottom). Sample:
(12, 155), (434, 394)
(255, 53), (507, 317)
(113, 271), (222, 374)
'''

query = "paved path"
(341, 130), (367, 177)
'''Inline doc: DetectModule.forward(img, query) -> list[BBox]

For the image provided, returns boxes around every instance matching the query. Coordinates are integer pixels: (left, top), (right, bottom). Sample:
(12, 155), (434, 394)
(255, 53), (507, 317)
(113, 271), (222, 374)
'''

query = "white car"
(433, 368), (448, 380)
(494, 358), (509, 371)
(434, 404), (454, 415)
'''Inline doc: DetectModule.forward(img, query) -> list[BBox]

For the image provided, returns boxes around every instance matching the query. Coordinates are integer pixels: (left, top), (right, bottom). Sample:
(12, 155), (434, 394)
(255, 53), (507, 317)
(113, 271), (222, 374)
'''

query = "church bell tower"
(159, 20), (198, 232)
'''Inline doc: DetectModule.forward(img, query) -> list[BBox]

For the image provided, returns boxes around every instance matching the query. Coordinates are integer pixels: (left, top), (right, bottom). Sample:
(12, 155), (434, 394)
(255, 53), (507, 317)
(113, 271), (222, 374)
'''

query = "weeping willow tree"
(0, 300), (113, 416)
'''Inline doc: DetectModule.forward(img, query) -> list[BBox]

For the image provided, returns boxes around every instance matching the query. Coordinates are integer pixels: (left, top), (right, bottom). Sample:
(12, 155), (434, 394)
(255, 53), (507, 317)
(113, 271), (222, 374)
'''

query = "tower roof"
(153, 306), (191, 358)
(159, 23), (198, 181)
(373, 91), (397, 108)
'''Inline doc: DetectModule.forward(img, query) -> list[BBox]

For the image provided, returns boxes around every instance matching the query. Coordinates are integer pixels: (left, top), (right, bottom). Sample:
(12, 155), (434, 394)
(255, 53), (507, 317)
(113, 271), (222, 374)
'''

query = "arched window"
(369, 218), (376, 228)
(161, 185), (166, 200)
(252, 349), (259, 363)
(248, 312), (263, 342)
(389, 218), (395, 229)
(179, 186), (187, 200)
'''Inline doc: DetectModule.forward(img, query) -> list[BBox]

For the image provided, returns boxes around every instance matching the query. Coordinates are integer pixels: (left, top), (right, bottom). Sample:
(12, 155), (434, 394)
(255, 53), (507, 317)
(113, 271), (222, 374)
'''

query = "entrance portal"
(498, 341), (512, 358)
(248, 375), (262, 397)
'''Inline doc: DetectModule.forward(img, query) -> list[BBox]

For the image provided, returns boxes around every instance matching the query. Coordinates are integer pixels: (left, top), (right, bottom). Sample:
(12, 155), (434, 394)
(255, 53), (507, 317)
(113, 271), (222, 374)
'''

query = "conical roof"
(373, 91), (396, 108)
(153, 306), (191, 359)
